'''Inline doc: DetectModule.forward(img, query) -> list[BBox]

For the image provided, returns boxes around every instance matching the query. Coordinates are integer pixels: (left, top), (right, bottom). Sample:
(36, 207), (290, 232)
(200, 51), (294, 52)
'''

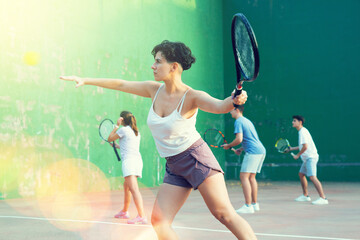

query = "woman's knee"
(123, 181), (129, 191)
(125, 177), (139, 192)
(211, 208), (233, 224)
(151, 210), (168, 227)
(150, 214), (159, 227)
(128, 184), (139, 193)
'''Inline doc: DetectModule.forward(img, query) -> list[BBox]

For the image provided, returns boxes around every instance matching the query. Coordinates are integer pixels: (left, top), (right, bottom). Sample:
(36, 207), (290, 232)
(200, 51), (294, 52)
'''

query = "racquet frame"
(99, 118), (121, 161)
(204, 128), (236, 152)
(275, 138), (295, 157)
(231, 13), (260, 106)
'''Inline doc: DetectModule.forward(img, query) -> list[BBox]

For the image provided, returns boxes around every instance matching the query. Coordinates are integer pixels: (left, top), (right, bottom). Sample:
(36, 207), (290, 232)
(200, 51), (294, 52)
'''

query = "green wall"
(0, 0), (226, 199)
(1, 0), (359, 200)
(222, 0), (360, 181)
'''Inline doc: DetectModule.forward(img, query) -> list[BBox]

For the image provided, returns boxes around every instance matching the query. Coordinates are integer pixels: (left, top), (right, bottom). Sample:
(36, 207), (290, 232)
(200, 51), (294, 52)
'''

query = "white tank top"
(147, 84), (201, 157)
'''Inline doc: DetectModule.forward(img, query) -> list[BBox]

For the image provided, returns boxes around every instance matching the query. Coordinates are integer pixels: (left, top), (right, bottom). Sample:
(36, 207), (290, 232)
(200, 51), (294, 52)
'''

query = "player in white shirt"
(108, 111), (147, 224)
(288, 115), (328, 205)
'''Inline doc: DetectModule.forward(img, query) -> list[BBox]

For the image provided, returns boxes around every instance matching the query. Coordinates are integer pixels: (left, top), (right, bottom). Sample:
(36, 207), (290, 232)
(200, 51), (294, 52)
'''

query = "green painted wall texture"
(222, 0), (360, 181)
(0, 0), (226, 199)
(1, 0), (359, 199)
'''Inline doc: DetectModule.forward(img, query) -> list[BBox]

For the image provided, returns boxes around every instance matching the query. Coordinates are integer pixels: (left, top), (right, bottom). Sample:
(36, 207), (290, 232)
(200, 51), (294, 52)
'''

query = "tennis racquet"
(231, 13), (260, 107)
(99, 118), (121, 161)
(204, 128), (236, 153)
(275, 138), (295, 157)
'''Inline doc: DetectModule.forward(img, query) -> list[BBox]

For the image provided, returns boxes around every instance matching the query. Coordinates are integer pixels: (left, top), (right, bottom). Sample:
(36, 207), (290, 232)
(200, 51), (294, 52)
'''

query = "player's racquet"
(204, 128), (236, 153)
(99, 118), (121, 161)
(275, 138), (295, 157)
(231, 13), (260, 107)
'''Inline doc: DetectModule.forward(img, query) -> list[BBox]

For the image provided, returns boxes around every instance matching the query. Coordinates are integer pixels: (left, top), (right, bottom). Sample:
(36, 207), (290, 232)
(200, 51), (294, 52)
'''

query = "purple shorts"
(164, 138), (223, 190)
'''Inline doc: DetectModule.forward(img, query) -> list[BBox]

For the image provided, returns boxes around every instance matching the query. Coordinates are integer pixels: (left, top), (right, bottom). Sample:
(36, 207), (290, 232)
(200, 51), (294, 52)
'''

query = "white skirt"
(121, 155), (143, 178)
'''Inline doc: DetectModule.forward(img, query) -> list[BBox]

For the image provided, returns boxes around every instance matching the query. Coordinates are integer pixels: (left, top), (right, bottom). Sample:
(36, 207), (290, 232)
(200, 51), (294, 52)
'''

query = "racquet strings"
(206, 129), (224, 147)
(275, 139), (290, 153)
(99, 120), (114, 141)
(234, 17), (255, 80)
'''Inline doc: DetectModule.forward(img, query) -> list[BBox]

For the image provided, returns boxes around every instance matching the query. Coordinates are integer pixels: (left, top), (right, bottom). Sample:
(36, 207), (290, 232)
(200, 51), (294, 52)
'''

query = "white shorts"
(121, 157), (143, 178)
(299, 157), (318, 177)
(240, 153), (266, 173)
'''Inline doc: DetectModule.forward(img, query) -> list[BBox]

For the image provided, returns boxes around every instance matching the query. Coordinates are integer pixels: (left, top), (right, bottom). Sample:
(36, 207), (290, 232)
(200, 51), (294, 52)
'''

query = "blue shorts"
(240, 153), (266, 173)
(163, 138), (223, 190)
(299, 157), (319, 177)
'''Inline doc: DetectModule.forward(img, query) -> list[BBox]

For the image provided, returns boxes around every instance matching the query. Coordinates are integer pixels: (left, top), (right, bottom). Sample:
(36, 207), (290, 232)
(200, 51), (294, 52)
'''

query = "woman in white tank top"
(61, 40), (256, 240)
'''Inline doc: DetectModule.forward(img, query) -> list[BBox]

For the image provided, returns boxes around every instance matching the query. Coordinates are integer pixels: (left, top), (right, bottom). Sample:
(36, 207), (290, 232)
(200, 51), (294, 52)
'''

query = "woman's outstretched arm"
(60, 76), (160, 98)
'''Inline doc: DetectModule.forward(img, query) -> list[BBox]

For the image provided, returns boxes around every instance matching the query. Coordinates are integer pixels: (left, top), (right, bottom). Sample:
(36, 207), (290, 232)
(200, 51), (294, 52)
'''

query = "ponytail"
(120, 111), (139, 136)
(130, 115), (139, 136)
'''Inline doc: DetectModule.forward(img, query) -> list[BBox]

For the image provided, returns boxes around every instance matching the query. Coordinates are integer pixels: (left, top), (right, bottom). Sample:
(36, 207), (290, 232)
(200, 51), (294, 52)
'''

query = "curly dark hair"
(151, 40), (196, 71)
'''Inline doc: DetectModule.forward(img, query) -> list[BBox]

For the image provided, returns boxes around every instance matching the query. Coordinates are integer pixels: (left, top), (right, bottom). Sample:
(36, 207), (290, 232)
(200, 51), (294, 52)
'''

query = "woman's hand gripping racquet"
(275, 138), (295, 157)
(204, 128), (236, 153)
(99, 118), (121, 161)
(231, 13), (260, 107)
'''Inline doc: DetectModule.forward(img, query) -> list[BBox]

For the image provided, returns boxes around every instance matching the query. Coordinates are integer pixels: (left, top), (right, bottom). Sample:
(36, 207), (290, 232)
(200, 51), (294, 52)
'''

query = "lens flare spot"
(36, 158), (111, 231)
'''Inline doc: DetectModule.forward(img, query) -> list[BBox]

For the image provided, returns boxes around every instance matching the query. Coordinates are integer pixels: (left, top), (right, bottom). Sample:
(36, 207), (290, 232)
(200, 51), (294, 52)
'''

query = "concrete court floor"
(0, 181), (359, 240)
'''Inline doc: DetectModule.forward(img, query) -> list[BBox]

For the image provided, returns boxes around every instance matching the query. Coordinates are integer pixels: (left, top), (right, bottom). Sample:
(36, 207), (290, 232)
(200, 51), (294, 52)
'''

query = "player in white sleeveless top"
(60, 40), (256, 239)
(147, 83), (201, 157)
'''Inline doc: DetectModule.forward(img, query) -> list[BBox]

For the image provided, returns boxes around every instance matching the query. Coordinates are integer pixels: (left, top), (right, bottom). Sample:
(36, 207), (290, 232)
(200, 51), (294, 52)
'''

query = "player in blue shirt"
(222, 105), (266, 214)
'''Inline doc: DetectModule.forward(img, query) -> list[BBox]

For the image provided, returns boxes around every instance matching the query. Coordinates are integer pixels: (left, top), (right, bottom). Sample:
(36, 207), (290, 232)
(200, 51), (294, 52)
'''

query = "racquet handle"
(112, 141), (121, 161)
(291, 153), (295, 157)
(233, 84), (243, 107)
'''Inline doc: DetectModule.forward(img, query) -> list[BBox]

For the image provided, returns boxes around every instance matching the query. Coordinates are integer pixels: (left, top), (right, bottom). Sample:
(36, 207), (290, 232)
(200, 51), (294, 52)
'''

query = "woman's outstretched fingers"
(60, 76), (84, 88)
